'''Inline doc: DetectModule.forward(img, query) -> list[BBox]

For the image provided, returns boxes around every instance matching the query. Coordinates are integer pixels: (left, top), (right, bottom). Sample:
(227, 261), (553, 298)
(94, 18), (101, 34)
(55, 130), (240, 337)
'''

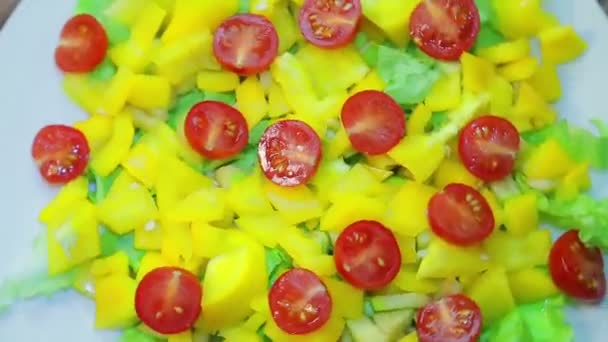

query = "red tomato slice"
(31, 125), (90, 184)
(409, 0), (481, 61)
(268, 268), (332, 335)
(334, 220), (402, 290)
(341, 90), (406, 155)
(549, 230), (606, 302)
(258, 120), (322, 187)
(458, 115), (520, 182)
(416, 294), (483, 342)
(298, 0), (362, 49)
(55, 14), (109, 73)
(213, 13), (279, 76)
(428, 183), (495, 246)
(135, 267), (203, 335)
(184, 101), (249, 160)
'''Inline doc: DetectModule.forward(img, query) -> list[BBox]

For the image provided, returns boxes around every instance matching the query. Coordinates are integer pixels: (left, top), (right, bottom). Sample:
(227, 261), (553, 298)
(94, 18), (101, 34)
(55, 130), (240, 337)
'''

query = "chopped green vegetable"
(265, 247), (293, 287)
(119, 327), (162, 342)
(167, 90), (205, 130)
(99, 229), (145, 271)
(75, 0), (130, 45)
(238, 0), (251, 13)
(474, 26), (507, 50)
(249, 119), (271, 145)
(370, 293), (430, 312)
(472, 0), (506, 50)
(231, 145), (259, 174)
(89, 58), (117, 81)
(426, 111), (449, 132)
(204, 91), (237, 105)
(87, 168), (121, 204)
(354, 33), (380, 66)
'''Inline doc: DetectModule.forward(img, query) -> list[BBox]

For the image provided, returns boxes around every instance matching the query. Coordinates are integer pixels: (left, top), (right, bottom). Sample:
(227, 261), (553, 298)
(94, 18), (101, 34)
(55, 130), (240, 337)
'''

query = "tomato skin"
(213, 14), (279, 76)
(135, 267), (203, 335)
(31, 125), (90, 184)
(298, 0), (362, 49)
(341, 90), (406, 155)
(416, 294), (482, 342)
(458, 115), (520, 182)
(409, 0), (480, 61)
(258, 120), (322, 187)
(428, 183), (495, 246)
(549, 230), (606, 302)
(184, 101), (249, 160)
(334, 220), (402, 290)
(268, 268), (333, 335)
(55, 14), (109, 73)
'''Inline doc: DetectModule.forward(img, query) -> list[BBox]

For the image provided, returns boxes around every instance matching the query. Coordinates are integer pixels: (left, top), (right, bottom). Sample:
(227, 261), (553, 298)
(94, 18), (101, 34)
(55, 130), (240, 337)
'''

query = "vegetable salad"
(1, 0), (607, 341)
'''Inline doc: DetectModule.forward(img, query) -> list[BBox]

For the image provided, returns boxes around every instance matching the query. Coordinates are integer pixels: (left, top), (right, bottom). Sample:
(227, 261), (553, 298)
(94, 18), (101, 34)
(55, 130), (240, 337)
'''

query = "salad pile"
(1, 0), (607, 341)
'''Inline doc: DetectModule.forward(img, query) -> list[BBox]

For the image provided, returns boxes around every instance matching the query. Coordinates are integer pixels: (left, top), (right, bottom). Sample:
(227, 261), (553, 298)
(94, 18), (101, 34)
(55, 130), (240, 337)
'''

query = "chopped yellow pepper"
(128, 74), (172, 110)
(498, 57), (539, 82)
(90, 111), (135, 176)
(477, 38), (531, 65)
(236, 76), (269, 129)
(94, 274), (138, 329)
(461, 52), (495, 94)
(503, 193), (538, 237)
(538, 25), (587, 64)
(196, 70), (240, 93)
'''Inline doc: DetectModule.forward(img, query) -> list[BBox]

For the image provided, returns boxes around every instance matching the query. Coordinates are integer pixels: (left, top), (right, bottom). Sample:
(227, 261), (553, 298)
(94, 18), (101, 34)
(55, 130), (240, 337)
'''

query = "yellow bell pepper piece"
(481, 189), (504, 230)
(555, 163), (592, 201)
(227, 171), (274, 216)
(201, 244), (266, 331)
(235, 214), (290, 248)
(263, 181), (323, 225)
(73, 115), (114, 152)
(196, 70), (240, 93)
(47, 200), (101, 275)
(366, 154), (398, 170)
(90, 111), (134, 176)
(165, 187), (226, 223)
(484, 229), (553, 271)
(244, 312), (268, 332)
(477, 39), (531, 65)
(329, 164), (386, 201)
(39, 177), (89, 226)
(161, 220), (194, 265)
(399, 332), (419, 342)
(91, 251), (130, 279)
(407, 103), (432, 136)
(395, 234), (417, 264)
(236, 76), (269, 128)
(388, 135), (445, 183)
(191, 222), (232, 259)
(467, 267), (516, 325)
(128, 75), (172, 110)
(508, 268), (559, 304)
(63, 75), (106, 116)
(524, 139), (574, 181)
(527, 62), (562, 102)
(538, 26), (587, 64)
(488, 75), (514, 117)
(325, 125), (353, 160)
(136, 252), (171, 281)
(323, 277), (364, 319)
(498, 57), (539, 82)
(155, 155), (214, 210)
(268, 80), (291, 118)
(384, 182), (437, 237)
(270, 1), (301, 53)
(361, 0), (420, 46)
(433, 159), (480, 189)
(154, 31), (213, 84)
(297, 255), (336, 277)
(161, 0), (238, 43)
(94, 274), (138, 329)
(105, 0), (147, 26)
(492, 0), (543, 38)
(221, 325), (259, 342)
(425, 66), (462, 112)
(512, 82), (555, 131)
(320, 195), (386, 232)
(265, 310), (344, 342)
(503, 193), (538, 237)
(461, 52), (495, 94)
(393, 266), (440, 294)
(100, 67), (136, 116)
(270, 52), (318, 114)
(362, 164), (394, 182)
(122, 143), (159, 189)
(279, 227), (324, 262)
(417, 238), (490, 279)
(350, 70), (387, 94)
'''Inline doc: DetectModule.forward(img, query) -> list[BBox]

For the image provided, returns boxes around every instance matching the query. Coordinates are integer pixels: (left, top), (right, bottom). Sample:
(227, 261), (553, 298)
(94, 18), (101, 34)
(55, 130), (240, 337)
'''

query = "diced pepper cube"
(297, 255), (336, 276)
(136, 252), (171, 281)
(94, 274), (138, 329)
(512, 82), (555, 130)
(555, 163), (592, 201)
(538, 25), (587, 64)
(39, 177), (89, 227)
(461, 52), (495, 93)
(197, 70), (240, 92)
(121, 143), (159, 189)
(524, 139), (574, 180)
(350, 70), (387, 94)
(323, 277), (364, 319)
(433, 159), (480, 189)
(481, 189), (504, 230)
(155, 155), (214, 210)
(73, 115), (114, 152)
(161, 220), (194, 265)
(385, 182), (437, 237)
(503, 193), (538, 237)
(488, 75), (514, 117)
(361, 0), (420, 46)
(527, 62), (562, 102)
(408, 103), (432, 136)
(498, 57), (539, 82)
(492, 0), (543, 38)
(165, 188), (226, 223)
(329, 164), (386, 201)
(508, 268), (559, 304)
(236, 76), (268, 128)
(264, 180), (323, 225)
(63, 74), (106, 116)
(99, 67), (136, 116)
(393, 266), (440, 294)
(161, 0), (238, 43)
(270, 1), (301, 53)
(396, 235), (417, 264)
(466, 267), (516, 325)
(270, 53), (318, 115)
(417, 238), (490, 279)
(484, 229), (553, 271)
(388, 136), (446, 183)
(320, 195), (386, 232)
(398, 332), (419, 342)
(477, 39), (531, 64)
(227, 171), (274, 216)
(90, 111), (135, 177)
(425, 66), (462, 112)
(128, 75), (172, 110)
(235, 214), (291, 248)
(268, 81), (291, 118)
(91, 251), (130, 279)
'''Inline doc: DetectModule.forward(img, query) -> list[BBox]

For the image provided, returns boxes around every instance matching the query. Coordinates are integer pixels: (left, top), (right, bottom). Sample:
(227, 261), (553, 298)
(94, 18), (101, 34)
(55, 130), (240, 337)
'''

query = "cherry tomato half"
(416, 294), (483, 342)
(258, 120), (322, 187)
(298, 0), (362, 49)
(184, 101), (249, 160)
(135, 267), (203, 335)
(458, 115), (520, 182)
(334, 220), (402, 290)
(31, 125), (90, 184)
(341, 90), (406, 155)
(549, 230), (606, 302)
(409, 0), (481, 61)
(428, 183), (495, 246)
(213, 13), (279, 75)
(268, 268), (333, 335)
(55, 14), (109, 73)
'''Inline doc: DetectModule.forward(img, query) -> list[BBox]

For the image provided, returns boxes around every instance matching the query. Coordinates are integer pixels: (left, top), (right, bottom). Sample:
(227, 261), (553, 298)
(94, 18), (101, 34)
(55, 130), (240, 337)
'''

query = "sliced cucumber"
(370, 293), (431, 312)
(346, 317), (389, 342)
(373, 309), (414, 341)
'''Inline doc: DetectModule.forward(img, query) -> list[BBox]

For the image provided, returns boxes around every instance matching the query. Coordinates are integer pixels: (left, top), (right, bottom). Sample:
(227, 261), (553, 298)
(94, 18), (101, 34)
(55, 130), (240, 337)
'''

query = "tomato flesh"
(269, 268), (332, 335)
(31, 125), (90, 184)
(55, 14), (109, 73)
(258, 120), (322, 187)
(213, 13), (279, 75)
(549, 230), (606, 302)
(458, 115), (520, 182)
(409, 0), (480, 61)
(298, 0), (362, 49)
(416, 294), (483, 342)
(341, 90), (406, 155)
(184, 101), (249, 160)
(428, 183), (495, 246)
(334, 220), (402, 290)
(135, 267), (203, 335)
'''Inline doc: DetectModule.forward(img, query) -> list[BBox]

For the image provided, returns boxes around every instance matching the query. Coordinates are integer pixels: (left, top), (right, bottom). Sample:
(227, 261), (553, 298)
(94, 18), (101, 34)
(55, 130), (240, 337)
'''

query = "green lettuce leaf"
(238, 0), (251, 13)
(481, 297), (573, 342)
(472, 0), (506, 50)
(204, 91), (237, 105)
(100, 229), (145, 272)
(75, 0), (130, 45)
(265, 247), (293, 288)
(354, 32), (381, 66)
(249, 119), (271, 145)
(119, 327), (162, 342)
(87, 168), (121, 204)
(89, 58), (117, 81)
(167, 90), (206, 130)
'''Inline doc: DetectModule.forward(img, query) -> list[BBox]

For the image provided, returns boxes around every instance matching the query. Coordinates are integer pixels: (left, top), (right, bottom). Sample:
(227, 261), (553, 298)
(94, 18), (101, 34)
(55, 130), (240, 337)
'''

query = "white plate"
(0, 0), (606, 341)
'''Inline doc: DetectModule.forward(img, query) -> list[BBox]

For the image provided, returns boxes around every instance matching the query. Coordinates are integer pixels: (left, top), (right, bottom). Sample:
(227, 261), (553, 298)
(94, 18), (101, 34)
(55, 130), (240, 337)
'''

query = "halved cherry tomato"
(213, 14), (279, 75)
(258, 120), (322, 187)
(409, 0), (480, 61)
(549, 230), (606, 302)
(334, 220), (401, 290)
(341, 90), (406, 155)
(55, 14), (109, 73)
(31, 125), (90, 184)
(416, 294), (483, 342)
(458, 115), (520, 182)
(135, 267), (203, 335)
(268, 268), (332, 335)
(428, 183), (494, 246)
(298, 0), (362, 49)
(184, 101), (249, 160)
